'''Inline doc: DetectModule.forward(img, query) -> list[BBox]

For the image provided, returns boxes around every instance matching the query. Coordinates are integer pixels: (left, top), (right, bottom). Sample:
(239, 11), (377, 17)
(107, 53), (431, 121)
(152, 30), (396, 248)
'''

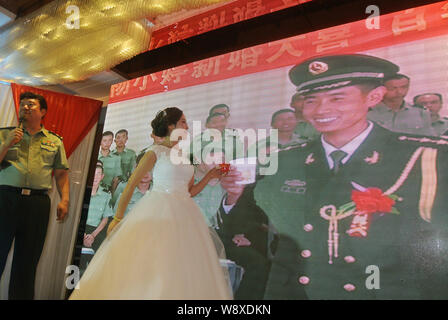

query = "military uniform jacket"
(367, 102), (436, 136)
(112, 148), (136, 182)
(432, 116), (448, 136)
(0, 126), (69, 189)
(232, 124), (448, 299)
(98, 151), (122, 188)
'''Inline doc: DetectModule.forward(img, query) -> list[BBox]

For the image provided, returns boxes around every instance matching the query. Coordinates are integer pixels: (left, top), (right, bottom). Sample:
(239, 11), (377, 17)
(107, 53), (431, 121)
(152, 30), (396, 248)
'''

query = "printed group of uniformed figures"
(83, 53), (448, 300)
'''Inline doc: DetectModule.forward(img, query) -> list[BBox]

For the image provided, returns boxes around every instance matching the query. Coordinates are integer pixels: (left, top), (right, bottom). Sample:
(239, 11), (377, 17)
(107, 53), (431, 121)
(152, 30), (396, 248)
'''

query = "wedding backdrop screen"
(80, 2), (448, 299)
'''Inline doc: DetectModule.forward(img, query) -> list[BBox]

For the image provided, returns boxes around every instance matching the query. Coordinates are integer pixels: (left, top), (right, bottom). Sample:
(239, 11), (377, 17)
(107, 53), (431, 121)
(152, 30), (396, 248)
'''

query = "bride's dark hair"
(151, 107), (183, 137)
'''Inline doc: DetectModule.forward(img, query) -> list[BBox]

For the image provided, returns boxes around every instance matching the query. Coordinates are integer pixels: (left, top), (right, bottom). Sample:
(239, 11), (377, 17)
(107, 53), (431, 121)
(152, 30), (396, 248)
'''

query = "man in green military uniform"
(222, 54), (448, 299)
(112, 129), (136, 182)
(98, 131), (122, 192)
(209, 104), (245, 160)
(191, 111), (245, 163)
(83, 163), (114, 253)
(248, 109), (307, 163)
(112, 152), (152, 217)
(0, 92), (70, 299)
(367, 74), (436, 136)
(413, 93), (448, 136)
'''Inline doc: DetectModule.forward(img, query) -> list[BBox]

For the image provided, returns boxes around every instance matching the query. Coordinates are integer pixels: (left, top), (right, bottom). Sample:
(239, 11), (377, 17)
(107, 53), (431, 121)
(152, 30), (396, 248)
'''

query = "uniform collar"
(321, 121), (374, 168)
(400, 101), (411, 110)
(377, 101), (411, 112)
(99, 149), (113, 157)
(25, 125), (47, 137)
(112, 148), (127, 154)
(431, 115), (446, 124)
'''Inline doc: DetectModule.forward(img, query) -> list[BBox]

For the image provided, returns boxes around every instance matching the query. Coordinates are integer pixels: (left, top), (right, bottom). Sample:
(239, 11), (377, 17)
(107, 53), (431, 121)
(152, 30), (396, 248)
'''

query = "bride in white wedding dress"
(70, 107), (232, 300)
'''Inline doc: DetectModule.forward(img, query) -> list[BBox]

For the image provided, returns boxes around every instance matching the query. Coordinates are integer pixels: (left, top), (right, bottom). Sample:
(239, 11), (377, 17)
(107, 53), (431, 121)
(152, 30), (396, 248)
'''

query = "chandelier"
(0, 0), (229, 85)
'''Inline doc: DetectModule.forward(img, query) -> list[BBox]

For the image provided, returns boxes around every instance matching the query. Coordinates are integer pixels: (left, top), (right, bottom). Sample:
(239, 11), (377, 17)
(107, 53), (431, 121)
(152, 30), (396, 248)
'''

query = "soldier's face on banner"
(415, 94), (442, 115)
(272, 112), (297, 133)
(302, 85), (380, 136)
(290, 95), (305, 113)
(213, 107), (230, 118)
(92, 167), (104, 188)
(383, 78), (410, 104)
(100, 135), (113, 150)
(114, 132), (128, 148)
(206, 114), (227, 132)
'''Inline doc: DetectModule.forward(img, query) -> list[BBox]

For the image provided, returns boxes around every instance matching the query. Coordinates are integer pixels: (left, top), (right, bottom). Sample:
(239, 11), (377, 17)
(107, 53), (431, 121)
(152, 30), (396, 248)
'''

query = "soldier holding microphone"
(0, 92), (70, 300)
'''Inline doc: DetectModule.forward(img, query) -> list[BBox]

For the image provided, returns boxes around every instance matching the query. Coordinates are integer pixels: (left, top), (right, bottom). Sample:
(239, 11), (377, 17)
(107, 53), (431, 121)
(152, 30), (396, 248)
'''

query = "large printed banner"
(111, 1), (448, 103)
(77, 1), (448, 300)
(148, 0), (313, 51)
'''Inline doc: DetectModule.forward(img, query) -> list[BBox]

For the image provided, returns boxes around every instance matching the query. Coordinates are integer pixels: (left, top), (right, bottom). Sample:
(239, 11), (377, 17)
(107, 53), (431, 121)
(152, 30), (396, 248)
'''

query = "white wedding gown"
(70, 145), (232, 300)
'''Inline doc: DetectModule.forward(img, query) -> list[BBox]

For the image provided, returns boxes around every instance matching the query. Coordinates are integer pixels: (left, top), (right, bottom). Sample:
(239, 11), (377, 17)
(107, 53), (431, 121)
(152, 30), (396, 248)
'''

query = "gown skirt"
(70, 189), (232, 300)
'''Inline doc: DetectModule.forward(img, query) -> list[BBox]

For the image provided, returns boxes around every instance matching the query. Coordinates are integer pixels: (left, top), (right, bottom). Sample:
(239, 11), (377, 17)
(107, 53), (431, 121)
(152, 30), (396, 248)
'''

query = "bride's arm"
(107, 151), (157, 235)
(188, 167), (223, 197)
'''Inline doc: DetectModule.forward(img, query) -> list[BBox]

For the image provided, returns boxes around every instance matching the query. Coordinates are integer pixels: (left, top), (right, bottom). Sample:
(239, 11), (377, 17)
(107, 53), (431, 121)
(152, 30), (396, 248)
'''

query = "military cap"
(289, 54), (399, 94)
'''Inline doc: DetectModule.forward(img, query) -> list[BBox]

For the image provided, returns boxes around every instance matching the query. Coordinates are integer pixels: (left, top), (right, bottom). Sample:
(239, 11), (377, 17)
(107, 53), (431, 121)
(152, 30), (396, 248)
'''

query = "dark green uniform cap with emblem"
(289, 54), (399, 94)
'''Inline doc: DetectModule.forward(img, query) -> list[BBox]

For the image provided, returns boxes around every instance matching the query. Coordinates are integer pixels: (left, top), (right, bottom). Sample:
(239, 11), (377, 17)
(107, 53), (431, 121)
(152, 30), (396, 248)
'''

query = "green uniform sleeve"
(130, 151), (136, 171)
(103, 193), (114, 218)
(54, 141), (69, 170)
(114, 156), (123, 178)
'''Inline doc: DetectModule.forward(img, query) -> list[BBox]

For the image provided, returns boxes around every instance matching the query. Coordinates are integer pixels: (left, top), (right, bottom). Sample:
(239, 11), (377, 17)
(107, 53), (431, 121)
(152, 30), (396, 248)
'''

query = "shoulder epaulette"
(48, 130), (63, 140)
(275, 143), (308, 154)
(397, 135), (448, 146)
(0, 126), (16, 130)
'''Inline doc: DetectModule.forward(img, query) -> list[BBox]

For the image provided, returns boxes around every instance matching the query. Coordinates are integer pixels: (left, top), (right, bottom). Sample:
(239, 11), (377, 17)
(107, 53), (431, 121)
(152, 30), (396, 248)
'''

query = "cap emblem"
(308, 61), (328, 75)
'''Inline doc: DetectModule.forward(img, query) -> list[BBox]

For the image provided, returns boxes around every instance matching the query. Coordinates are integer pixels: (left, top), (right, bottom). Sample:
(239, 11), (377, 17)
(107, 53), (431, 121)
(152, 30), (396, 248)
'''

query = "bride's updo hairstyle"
(151, 107), (183, 137)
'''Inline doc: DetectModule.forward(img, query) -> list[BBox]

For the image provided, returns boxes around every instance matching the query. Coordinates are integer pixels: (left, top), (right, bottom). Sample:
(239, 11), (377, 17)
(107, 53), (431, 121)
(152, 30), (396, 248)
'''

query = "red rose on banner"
(351, 188), (395, 214)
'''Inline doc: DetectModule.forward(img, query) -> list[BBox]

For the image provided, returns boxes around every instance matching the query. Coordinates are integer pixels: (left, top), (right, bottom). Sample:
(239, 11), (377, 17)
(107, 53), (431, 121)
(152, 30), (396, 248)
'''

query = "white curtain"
(0, 83), (17, 300)
(0, 83), (98, 299)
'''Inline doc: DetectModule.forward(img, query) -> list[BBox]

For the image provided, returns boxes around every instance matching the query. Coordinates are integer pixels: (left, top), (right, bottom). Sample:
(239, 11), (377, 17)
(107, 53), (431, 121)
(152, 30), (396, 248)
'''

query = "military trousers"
(0, 186), (50, 300)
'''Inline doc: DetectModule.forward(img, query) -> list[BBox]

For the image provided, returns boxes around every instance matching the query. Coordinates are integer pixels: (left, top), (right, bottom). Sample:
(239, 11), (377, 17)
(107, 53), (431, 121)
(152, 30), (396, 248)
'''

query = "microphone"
(14, 116), (25, 148)
(18, 116), (25, 130)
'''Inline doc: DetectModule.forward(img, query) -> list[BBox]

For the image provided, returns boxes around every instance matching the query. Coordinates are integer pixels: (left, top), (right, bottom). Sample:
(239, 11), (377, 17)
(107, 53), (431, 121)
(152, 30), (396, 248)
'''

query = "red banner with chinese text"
(149, 0), (312, 51)
(111, 1), (448, 104)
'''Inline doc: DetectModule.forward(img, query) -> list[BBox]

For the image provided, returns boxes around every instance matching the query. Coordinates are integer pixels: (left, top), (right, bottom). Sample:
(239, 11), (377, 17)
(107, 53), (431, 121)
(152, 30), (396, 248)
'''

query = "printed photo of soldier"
(112, 129), (137, 183)
(290, 93), (320, 142)
(220, 53), (448, 299)
(201, 104), (245, 162)
(98, 131), (122, 193)
(112, 152), (152, 218)
(367, 73), (436, 136)
(247, 108), (308, 167)
(79, 161), (114, 275)
(413, 93), (448, 136)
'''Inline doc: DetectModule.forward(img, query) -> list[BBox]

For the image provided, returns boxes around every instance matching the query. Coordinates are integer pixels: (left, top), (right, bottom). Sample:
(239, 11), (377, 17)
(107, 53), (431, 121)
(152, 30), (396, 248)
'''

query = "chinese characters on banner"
(149, 0), (312, 50)
(110, 1), (448, 103)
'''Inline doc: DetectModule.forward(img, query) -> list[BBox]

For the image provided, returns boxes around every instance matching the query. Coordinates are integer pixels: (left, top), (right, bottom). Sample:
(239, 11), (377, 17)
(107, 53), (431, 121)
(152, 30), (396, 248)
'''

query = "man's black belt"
(0, 185), (48, 196)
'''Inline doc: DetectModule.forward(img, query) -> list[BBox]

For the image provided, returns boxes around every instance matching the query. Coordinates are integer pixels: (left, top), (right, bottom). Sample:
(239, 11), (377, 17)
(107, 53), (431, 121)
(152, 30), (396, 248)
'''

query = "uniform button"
(344, 284), (356, 292)
(304, 224), (313, 232)
(298, 276), (310, 285)
(301, 250), (312, 258)
(344, 256), (356, 263)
